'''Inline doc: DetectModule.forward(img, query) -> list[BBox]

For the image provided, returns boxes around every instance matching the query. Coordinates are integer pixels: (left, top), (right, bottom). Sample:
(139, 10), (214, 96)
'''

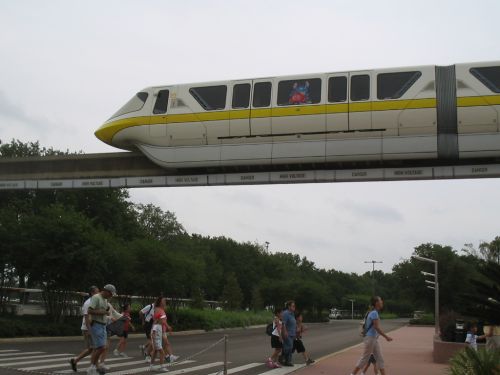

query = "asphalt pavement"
(0, 319), (407, 375)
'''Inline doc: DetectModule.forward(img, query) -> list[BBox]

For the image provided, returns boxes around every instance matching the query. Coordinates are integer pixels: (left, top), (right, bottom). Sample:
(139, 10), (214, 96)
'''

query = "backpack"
(359, 311), (374, 337)
(266, 322), (274, 336)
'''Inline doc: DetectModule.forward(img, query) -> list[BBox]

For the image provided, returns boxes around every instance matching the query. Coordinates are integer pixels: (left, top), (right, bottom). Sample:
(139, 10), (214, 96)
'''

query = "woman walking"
(350, 296), (393, 375)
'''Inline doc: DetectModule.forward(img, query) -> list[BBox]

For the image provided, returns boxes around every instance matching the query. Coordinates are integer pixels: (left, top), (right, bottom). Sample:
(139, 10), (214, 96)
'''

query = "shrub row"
(0, 309), (273, 338)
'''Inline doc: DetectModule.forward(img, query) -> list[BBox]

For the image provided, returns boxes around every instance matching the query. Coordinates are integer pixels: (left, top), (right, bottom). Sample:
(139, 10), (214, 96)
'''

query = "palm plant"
(449, 347), (500, 375)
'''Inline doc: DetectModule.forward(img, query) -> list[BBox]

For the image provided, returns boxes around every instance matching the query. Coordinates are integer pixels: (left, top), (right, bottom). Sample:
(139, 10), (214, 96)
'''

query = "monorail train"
(95, 62), (500, 168)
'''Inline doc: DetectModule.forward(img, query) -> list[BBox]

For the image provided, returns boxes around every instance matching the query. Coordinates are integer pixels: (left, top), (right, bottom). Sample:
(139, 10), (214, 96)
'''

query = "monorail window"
(277, 78), (321, 106)
(470, 66), (500, 93)
(110, 92), (148, 119)
(328, 76), (347, 102)
(232, 83), (251, 109)
(350, 75), (370, 101)
(153, 89), (170, 114)
(253, 82), (272, 108)
(377, 71), (421, 100)
(189, 85), (227, 110)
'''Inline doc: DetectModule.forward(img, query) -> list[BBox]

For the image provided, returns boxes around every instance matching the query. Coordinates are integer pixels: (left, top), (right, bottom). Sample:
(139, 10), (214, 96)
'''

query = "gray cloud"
(339, 199), (404, 223)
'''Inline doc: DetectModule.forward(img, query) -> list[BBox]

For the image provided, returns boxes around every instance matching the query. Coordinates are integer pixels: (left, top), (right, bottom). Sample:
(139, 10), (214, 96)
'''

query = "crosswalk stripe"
(107, 361), (223, 375)
(207, 363), (262, 375)
(0, 353), (72, 367)
(21, 356), (129, 371)
(0, 350), (19, 353)
(0, 351), (44, 358)
(256, 363), (306, 375)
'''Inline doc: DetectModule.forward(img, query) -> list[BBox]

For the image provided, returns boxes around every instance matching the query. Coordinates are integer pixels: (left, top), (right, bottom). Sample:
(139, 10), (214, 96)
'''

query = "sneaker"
(145, 356), (152, 363)
(149, 364), (154, 372)
(159, 365), (169, 372)
(266, 359), (274, 369)
(273, 362), (282, 368)
(119, 352), (129, 358)
(306, 358), (315, 365)
(96, 367), (106, 375)
(168, 355), (179, 362)
(99, 364), (110, 371)
(139, 344), (145, 357)
(87, 366), (97, 375)
(113, 349), (120, 356)
(70, 358), (77, 372)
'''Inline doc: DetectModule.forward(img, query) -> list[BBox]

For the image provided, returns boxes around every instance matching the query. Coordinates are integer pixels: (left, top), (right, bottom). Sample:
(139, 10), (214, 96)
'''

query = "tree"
(135, 204), (186, 242)
(221, 273), (243, 310)
(250, 287), (263, 311)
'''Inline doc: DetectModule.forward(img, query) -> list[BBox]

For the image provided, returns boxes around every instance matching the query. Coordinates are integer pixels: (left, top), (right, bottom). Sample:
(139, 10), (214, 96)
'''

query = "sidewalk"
(295, 326), (449, 375)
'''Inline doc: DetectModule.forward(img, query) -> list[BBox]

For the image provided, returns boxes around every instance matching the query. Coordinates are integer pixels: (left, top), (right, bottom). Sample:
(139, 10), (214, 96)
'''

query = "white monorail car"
(95, 62), (500, 168)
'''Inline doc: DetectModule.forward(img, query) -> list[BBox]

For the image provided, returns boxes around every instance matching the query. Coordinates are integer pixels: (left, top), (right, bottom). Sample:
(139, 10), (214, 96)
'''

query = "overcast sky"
(1, 0), (499, 273)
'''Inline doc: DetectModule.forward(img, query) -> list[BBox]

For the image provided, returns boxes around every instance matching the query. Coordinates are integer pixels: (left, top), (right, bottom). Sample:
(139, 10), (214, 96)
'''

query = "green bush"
(0, 309), (272, 337)
(379, 312), (399, 319)
(449, 347), (500, 375)
(0, 315), (82, 338)
(409, 313), (435, 326)
(169, 309), (272, 331)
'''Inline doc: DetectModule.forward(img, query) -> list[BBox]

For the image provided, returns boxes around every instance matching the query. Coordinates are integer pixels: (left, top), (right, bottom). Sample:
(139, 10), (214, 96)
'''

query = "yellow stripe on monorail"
(96, 97), (441, 144)
(457, 95), (500, 107)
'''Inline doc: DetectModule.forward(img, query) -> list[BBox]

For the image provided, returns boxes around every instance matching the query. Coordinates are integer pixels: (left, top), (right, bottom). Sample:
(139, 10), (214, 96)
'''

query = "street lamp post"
(412, 255), (439, 335)
(364, 260), (383, 295)
(347, 299), (355, 320)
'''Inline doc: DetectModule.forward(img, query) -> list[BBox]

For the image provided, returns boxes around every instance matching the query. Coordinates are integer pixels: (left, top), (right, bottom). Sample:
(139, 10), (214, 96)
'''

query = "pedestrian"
(87, 284), (117, 375)
(350, 296), (393, 375)
(154, 298), (179, 363)
(294, 312), (314, 365)
(69, 286), (99, 372)
(362, 354), (378, 375)
(100, 301), (123, 371)
(465, 322), (485, 351)
(150, 310), (169, 372)
(281, 300), (297, 367)
(113, 303), (135, 357)
(266, 308), (283, 368)
(139, 299), (156, 362)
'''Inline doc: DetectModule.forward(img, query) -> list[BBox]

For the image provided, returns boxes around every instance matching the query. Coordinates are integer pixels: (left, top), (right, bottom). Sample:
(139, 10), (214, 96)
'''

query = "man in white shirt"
(69, 286), (99, 372)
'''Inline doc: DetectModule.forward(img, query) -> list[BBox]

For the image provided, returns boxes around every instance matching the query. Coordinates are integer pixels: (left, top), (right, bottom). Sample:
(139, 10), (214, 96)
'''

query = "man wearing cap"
(87, 284), (117, 375)
(69, 286), (99, 372)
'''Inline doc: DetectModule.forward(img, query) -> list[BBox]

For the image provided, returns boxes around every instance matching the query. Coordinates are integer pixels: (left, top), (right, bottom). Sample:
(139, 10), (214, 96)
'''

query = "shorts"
(293, 338), (305, 353)
(271, 335), (282, 349)
(121, 331), (128, 339)
(82, 330), (94, 349)
(144, 321), (153, 339)
(90, 322), (107, 349)
(153, 333), (163, 350)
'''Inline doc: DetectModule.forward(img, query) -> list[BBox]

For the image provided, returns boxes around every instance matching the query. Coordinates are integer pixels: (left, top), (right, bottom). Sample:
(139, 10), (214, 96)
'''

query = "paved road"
(0, 319), (407, 375)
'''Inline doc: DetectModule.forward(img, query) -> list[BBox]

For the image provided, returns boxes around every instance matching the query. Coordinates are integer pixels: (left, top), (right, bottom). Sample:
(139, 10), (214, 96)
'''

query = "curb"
(0, 324), (267, 344)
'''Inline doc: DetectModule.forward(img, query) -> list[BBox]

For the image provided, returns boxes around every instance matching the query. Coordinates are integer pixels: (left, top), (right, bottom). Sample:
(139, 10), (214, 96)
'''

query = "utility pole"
(412, 255), (439, 336)
(364, 260), (383, 296)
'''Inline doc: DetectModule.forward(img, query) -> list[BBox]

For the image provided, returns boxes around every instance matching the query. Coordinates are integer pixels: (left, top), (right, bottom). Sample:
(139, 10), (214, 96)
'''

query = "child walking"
(113, 303), (135, 357)
(150, 311), (168, 372)
(267, 308), (283, 368)
(465, 322), (486, 351)
(294, 312), (314, 365)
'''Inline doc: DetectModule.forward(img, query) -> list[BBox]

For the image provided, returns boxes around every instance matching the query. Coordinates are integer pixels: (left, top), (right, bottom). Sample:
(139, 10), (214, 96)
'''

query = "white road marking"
(0, 350), (19, 353)
(256, 363), (306, 375)
(206, 362), (262, 375)
(107, 361), (222, 375)
(21, 356), (128, 371)
(0, 353), (71, 366)
(0, 351), (44, 358)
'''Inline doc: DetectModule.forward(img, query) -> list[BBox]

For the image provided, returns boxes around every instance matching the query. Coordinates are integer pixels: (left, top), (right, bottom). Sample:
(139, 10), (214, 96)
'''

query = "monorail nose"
(94, 123), (113, 145)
